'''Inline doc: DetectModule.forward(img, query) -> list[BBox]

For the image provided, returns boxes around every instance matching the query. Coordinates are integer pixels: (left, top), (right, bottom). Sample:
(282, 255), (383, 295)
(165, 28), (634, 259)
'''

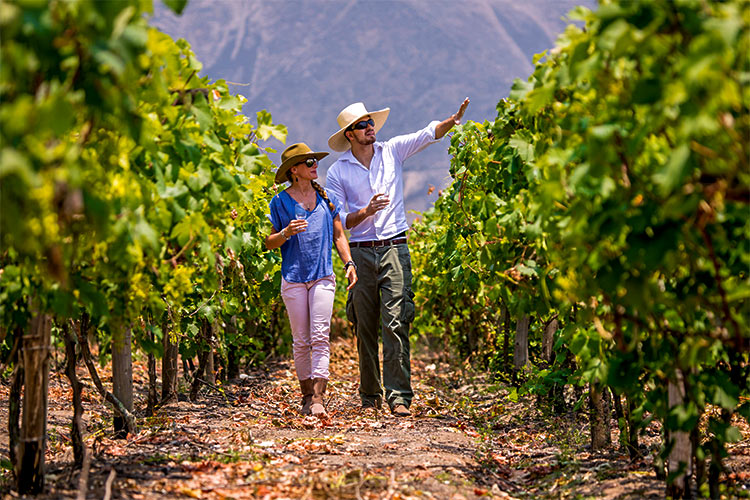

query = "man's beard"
(355, 134), (376, 146)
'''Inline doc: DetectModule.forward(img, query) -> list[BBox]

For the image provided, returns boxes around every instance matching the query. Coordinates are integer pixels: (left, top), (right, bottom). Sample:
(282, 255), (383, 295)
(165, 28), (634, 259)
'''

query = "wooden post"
(205, 351), (215, 385)
(63, 324), (84, 467)
(513, 315), (530, 372)
(625, 393), (640, 459)
(667, 373), (693, 498)
(161, 316), (178, 403)
(226, 315), (239, 380)
(501, 303), (511, 371)
(74, 318), (137, 435)
(147, 343), (158, 416)
(17, 312), (51, 494)
(8, 331), (23, 483)
(111, 323), (133, 439)
(589, 382), (612, 451)
(204, 321), (218, 385)
(189, 319), (211, 401)
(542, 318), (558, 363)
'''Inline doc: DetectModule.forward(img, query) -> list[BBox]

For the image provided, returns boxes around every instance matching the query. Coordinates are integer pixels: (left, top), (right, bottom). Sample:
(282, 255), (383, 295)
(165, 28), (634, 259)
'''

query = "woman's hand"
(266, 220), (307, 250)
(286, 219), (308, 235)
(345, 266), (358, 290)
(332, 215), (356, 289)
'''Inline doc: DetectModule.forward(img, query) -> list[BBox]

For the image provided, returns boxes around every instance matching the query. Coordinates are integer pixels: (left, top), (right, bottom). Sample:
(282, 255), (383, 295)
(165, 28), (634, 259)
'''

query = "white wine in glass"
(294, 204), (306, 220)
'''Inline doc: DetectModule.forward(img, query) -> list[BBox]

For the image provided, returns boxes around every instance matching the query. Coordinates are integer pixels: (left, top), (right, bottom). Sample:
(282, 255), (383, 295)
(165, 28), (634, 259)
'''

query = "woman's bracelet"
(280, 227), (289, 240)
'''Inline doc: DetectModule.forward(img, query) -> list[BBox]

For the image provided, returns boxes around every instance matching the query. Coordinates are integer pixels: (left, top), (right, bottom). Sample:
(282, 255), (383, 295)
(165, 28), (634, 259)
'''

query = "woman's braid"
(311, 181), (336, 212)
(285, 167), (335, 212)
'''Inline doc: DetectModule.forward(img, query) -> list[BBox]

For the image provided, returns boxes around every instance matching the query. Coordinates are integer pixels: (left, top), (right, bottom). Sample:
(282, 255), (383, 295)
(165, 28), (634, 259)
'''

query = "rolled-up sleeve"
(267, 196), (283, 232)
(390, 121), (441, 163)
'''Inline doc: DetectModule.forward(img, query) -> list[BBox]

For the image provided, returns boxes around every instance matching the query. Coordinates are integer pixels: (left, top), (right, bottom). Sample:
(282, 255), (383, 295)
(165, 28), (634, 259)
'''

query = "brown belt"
(351, 233), (407, 248)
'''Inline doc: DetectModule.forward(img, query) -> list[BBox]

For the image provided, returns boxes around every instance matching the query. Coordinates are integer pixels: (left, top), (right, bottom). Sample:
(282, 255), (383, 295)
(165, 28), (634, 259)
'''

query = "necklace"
(288, 187), (316, 211)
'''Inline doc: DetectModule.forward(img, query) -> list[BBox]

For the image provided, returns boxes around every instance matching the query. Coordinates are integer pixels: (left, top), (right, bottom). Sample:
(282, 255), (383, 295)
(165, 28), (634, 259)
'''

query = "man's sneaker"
(391, 404), (410, 417)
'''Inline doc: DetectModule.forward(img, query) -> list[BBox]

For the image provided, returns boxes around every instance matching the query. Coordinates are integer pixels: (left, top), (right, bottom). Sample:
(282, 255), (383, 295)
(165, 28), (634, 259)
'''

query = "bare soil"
(1, 336), (748, 499)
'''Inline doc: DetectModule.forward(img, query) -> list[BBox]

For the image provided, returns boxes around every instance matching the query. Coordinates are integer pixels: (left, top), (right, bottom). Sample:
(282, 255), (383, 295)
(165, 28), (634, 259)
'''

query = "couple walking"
(265, 98), (470, 418)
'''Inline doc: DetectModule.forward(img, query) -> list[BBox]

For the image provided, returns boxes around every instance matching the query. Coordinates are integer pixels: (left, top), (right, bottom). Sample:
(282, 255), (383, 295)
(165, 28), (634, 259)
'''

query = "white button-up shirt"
(326, 121), (441, 243)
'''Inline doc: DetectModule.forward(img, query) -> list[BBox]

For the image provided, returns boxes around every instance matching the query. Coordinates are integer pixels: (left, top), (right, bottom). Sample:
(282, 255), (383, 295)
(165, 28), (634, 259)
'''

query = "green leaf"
(162, 0), (188, 15)
(225, 232), (243, 254)
(525, 82), (555, 114)
(0, 148), (34, 185)
(507, 387), (518, 403)
(186, 166), (211, 192)
(112, 5), (135, 40)
(653, 143), (691, 196)
(161, 180), (189, 199)
(138, 327), (164, 357)
(517, 261), (538, 277)
(532, 50), (548, 65)
(632, 77), (662, 105)
(726, 283), (750, 302)
(509, 78), (534, 101)
(92, 48), (125, 76)
(171, 212), (206, 246)
(134, 218), (159, 252)
(216, 94), (242, 111)
(255, 110), (287, 142)
(509, 136), (534, 163)
(707, 372), (740, 410)
(190, 94), (213, 131)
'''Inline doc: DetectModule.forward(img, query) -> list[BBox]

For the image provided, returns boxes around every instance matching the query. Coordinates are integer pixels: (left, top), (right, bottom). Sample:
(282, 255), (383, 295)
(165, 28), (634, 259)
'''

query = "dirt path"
(1, 337), (504, 499)
(1, 336), (748, 499)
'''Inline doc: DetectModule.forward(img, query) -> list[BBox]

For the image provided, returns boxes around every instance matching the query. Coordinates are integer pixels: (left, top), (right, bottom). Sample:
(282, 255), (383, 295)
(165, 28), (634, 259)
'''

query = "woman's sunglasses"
(299, 158), (317, 168)
(349, 118), (375, 131)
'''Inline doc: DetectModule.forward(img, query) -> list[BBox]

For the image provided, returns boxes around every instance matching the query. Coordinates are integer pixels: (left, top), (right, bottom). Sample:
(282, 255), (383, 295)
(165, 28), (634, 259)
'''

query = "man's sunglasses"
(299, 158), (317, 167)
(348, 118), (375, 131)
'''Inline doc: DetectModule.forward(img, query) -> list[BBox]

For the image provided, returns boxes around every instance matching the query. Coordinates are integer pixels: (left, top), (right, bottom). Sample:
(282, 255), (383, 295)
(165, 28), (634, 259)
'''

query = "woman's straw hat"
(274, 143), (329, 184)
(327, 102), (390, 152)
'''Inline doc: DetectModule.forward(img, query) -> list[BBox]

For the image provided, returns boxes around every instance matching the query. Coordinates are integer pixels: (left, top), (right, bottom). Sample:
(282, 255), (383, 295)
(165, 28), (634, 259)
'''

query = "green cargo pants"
(346, 243), (415, 410)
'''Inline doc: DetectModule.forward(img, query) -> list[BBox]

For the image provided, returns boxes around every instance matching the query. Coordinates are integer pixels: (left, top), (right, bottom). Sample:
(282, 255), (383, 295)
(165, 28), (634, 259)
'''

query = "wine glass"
(294, 203), (306, 220)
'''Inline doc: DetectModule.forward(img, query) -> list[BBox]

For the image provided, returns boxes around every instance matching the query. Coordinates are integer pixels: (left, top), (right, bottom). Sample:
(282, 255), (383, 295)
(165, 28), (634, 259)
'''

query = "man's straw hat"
(327, 102), (390, 152)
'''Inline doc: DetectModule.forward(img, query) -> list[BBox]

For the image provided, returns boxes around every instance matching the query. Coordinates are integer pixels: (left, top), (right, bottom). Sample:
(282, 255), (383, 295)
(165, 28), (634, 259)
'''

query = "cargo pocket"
(401, 287), (415, 324)
(345, 291), (357, 332)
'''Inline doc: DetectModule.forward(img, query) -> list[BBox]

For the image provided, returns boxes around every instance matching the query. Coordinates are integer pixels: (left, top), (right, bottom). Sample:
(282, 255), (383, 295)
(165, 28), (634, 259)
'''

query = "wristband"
(344, 260), (357, 272)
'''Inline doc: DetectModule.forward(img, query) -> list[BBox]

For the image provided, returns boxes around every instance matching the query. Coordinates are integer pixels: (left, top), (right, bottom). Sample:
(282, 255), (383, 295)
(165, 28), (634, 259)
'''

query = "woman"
(265, 143), (357, 418)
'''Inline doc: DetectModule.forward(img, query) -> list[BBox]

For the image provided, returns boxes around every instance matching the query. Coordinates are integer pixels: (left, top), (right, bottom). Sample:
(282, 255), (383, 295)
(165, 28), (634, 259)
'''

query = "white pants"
(280, 274), (336, 381)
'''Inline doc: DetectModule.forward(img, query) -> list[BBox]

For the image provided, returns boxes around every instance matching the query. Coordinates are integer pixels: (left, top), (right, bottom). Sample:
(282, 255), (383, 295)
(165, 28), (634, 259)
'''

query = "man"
(326, 98), (470, 416)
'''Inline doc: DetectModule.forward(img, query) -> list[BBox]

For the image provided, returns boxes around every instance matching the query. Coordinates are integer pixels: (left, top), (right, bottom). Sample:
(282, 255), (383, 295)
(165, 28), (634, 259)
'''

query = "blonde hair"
(312, 181), (336, 212)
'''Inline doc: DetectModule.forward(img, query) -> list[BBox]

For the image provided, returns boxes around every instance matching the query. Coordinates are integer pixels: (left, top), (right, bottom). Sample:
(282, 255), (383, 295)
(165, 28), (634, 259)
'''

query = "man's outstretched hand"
(436, 98), (471, 139)
(453, 97), (470, 125)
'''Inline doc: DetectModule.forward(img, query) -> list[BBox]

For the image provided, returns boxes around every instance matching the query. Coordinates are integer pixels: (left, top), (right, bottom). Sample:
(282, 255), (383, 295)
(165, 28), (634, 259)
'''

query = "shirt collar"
(340, 142), (383, 169)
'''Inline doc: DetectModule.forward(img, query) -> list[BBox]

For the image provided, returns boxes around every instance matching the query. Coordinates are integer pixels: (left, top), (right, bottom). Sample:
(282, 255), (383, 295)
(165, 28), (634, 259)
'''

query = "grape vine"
(410, 0), (749, 495)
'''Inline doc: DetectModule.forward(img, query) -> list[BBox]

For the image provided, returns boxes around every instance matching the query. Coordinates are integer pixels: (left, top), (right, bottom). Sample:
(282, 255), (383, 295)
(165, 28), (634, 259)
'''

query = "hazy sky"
(151, 0), (593, 216)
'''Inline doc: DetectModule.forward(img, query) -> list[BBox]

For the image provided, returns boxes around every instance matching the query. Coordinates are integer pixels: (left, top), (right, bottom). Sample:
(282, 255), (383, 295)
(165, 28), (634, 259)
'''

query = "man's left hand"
(454, 97), (470, 125)
(345, 268), (358, 290)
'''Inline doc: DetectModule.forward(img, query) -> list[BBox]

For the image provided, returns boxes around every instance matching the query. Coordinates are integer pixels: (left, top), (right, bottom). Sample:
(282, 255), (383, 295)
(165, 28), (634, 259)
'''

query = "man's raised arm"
(435, 97), (470, 140)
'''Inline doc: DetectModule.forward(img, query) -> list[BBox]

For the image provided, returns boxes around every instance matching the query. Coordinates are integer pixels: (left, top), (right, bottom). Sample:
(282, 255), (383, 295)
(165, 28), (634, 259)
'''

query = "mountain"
(151, 0), (592, 218)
